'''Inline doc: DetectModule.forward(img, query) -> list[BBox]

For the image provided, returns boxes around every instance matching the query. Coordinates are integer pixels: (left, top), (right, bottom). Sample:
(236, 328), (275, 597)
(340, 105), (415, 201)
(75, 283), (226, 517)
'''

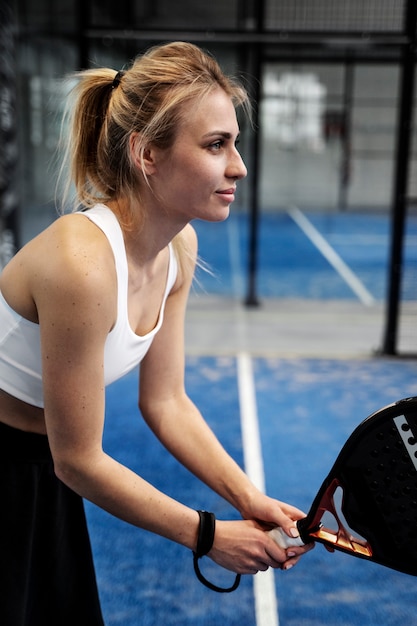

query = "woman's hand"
(235, 491), (315, 569)
(208, 518), (313, 575)
(240, 490), (305, 536)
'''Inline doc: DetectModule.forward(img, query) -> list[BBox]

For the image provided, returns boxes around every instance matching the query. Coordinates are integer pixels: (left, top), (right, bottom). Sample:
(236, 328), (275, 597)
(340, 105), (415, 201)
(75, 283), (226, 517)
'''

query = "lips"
(216, 187), (236, 202)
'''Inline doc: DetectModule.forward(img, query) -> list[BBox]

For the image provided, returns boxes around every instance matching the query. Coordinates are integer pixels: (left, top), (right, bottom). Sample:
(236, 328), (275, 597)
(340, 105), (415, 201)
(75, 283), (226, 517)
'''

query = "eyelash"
(209, 139), (240, 151)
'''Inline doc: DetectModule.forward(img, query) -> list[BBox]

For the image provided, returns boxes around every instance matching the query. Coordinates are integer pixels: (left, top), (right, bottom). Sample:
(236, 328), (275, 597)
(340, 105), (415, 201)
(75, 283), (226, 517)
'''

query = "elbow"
(138, 395), (159, 424)
(53, 457), (82, 492)
(139, 389), (188, 421)
(53, 452), (100, 496)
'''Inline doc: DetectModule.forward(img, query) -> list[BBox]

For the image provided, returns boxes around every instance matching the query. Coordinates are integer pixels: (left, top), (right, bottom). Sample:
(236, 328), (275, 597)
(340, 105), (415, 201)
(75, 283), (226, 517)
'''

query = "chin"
(209, 206), (231, 223)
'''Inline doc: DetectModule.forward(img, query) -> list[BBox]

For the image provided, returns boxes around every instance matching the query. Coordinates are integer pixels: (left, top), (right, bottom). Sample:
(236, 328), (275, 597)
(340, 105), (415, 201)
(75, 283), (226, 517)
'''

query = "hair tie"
(112, 70), (125, 90)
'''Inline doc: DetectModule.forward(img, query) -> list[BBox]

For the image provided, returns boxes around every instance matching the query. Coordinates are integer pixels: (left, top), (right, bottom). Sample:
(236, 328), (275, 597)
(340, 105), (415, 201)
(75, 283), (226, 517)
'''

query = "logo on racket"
(393, 415), (417, 472)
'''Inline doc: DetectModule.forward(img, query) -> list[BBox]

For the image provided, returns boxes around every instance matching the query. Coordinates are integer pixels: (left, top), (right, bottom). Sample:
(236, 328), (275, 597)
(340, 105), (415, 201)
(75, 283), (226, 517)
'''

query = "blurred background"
(2, 4), (417, 625)
(1, 0), (416, 356)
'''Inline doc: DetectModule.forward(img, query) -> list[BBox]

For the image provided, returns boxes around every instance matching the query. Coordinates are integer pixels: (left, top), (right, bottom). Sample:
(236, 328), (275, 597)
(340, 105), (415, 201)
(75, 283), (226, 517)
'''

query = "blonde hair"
(58, 41), (250, 274)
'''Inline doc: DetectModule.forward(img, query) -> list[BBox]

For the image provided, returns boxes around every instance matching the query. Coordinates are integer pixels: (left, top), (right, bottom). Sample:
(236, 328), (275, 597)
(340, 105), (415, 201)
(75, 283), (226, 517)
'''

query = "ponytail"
(58, 68), (133, 213)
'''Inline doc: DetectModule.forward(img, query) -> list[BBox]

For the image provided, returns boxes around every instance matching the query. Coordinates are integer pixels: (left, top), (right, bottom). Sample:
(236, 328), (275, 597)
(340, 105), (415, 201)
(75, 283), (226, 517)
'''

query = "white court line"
(287, 206), (376, 306)
(237, 352), (279, 626)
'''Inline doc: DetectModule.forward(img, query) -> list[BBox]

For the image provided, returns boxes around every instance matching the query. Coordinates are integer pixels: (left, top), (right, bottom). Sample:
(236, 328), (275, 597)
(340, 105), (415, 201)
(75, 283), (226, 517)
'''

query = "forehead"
(180, 88), (239, 135)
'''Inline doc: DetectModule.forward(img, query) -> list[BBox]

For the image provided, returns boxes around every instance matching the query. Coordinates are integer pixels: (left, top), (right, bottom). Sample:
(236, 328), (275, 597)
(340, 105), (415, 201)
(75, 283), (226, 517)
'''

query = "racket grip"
(269, 526), (305, 549)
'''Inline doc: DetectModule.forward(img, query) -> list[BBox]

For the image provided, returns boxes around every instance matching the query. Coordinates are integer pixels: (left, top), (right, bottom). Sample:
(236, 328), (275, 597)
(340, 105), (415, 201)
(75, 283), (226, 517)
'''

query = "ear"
(129, 132), (157, 176)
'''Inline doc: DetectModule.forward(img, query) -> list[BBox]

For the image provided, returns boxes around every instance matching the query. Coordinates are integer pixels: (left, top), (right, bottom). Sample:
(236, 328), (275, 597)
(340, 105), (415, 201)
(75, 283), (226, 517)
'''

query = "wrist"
(193, 510), (216, 557)
(234, 484), (262, 519)
(192, 510), (241, 593)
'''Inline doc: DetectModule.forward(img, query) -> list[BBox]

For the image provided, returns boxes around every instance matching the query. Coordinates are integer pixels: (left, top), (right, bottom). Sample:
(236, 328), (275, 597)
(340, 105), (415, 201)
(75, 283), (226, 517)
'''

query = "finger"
(258, 561), (269, 572)
(247, 561), (269, 575)
(265, 541), (290, 566)
(286, 542), (315, 559)
(282, 557), (301, 571)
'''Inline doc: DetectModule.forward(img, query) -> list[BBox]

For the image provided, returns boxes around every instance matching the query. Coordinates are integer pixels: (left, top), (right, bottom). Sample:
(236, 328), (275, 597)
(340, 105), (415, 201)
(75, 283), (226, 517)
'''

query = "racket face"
(299, 396), (417, 576)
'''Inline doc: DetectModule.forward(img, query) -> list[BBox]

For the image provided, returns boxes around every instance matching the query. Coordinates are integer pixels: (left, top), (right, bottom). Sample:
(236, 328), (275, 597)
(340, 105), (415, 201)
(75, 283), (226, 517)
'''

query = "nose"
(227, 147), (247, 181)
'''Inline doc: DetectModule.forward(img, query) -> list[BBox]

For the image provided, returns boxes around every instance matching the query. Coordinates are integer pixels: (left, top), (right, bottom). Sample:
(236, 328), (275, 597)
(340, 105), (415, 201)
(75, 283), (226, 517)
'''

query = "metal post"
(244, 0), (264, 307)
(381, 0), (417, 355)
(76, 0), (89, 69)
(0, 1), (19, 268)
(338, 61), (353, 211)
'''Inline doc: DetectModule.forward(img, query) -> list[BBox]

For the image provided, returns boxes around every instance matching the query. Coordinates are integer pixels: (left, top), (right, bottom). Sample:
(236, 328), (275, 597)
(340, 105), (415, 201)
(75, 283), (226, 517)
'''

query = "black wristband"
(192, 510), (241, 593)
(194, 510), (216, 557)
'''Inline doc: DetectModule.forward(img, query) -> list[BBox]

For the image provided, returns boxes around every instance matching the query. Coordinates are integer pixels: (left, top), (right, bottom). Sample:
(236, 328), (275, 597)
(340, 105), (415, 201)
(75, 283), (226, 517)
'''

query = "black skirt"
(0, 421), (105, 626)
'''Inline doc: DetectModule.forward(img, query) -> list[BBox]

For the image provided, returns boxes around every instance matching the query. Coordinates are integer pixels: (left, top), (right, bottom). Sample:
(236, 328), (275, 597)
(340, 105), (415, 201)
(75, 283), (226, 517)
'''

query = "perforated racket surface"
(272, 396), (417, 576)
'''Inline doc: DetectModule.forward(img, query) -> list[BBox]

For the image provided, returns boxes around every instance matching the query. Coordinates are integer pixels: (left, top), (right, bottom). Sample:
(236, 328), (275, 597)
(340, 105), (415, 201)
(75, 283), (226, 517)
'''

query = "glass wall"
(17, 38), (77, 241)
(260, 62), (400, 213)
(260, 63), (344, 211)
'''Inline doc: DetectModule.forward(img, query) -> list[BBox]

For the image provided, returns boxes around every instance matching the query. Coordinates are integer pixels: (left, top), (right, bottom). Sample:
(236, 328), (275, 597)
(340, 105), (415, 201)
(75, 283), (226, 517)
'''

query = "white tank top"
(0, 204), (178, 408)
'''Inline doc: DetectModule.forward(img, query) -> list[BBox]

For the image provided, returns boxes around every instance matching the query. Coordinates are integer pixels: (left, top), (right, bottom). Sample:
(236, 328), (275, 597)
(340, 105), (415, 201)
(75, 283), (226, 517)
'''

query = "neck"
(106, 196), (186, 265)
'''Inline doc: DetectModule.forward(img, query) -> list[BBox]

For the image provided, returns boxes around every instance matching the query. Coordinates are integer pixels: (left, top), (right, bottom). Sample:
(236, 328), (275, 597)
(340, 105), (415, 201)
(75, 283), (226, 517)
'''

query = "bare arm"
(30, 217), (200, 550)
(139, 225), (312, 570)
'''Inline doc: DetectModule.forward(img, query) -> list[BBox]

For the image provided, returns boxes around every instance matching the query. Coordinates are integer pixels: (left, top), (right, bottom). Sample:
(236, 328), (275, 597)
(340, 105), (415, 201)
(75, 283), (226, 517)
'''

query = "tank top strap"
(78, 204), (129, 315)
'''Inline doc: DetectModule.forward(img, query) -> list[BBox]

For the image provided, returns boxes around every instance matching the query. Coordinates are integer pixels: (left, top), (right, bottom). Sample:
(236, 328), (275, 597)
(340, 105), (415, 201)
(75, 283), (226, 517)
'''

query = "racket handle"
(269, 526), (305, 549)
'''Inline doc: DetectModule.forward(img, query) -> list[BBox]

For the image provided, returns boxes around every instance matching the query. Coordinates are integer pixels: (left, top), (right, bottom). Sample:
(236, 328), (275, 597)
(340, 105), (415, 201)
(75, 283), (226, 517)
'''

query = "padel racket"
(270, 396), (417, 576)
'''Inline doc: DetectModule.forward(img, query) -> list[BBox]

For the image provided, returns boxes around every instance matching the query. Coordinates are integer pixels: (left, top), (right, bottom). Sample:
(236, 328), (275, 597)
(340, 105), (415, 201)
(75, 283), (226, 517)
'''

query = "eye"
(209, 140), (224, 151)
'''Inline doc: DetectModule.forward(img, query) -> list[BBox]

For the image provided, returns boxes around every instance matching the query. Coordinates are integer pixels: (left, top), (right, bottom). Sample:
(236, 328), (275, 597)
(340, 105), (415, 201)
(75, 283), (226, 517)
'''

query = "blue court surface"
(192, 209), (417, 303)
(87, 357), (417, 626)
(85, 209), (417, 625)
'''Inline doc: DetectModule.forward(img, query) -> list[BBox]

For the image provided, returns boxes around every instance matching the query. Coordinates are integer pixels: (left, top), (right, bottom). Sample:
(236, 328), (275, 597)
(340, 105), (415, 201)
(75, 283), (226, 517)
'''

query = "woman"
(0, 42), (312, 624)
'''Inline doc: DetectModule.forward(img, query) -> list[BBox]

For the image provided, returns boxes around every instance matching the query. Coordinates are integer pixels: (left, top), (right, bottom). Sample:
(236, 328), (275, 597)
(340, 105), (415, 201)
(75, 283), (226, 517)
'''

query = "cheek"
(191, 158), (219, 185)
(160, 149), (218, 199)
(178, 162), (214, 194)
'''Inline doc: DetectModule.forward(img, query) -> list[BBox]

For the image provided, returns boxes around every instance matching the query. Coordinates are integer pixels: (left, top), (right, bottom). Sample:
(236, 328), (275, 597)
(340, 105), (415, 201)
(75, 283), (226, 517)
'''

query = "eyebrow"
(202, 131), (240, 139)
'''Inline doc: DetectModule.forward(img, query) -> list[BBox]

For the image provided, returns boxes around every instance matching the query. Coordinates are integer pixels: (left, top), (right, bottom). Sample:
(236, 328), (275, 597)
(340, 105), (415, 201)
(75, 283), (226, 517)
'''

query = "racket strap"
(192, 510), (241, 593)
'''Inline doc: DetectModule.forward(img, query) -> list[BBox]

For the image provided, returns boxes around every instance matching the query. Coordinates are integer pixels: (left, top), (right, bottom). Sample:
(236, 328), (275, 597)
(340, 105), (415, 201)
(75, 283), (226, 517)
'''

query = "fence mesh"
(266, 0), (406, 33)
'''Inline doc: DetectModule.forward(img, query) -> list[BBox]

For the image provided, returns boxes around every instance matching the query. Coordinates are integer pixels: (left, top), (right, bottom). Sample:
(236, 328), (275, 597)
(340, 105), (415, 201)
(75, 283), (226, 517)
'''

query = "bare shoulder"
(35, 213), (114, 269)
(1, 213), (117, 328)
